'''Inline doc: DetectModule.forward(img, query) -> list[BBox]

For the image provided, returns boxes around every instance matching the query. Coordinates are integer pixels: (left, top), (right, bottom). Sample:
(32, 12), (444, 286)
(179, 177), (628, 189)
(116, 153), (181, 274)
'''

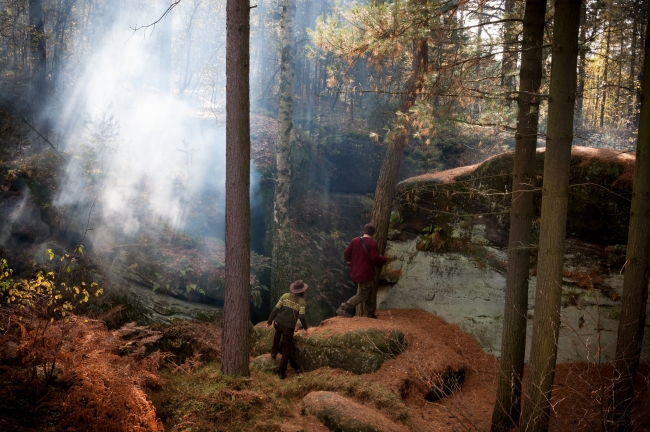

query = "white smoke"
(50, 1), (253, 246)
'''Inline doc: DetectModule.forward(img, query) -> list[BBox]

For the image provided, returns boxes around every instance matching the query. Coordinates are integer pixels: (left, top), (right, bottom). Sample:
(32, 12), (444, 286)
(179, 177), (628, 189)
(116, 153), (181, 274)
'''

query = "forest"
(0, 0), (649, 430)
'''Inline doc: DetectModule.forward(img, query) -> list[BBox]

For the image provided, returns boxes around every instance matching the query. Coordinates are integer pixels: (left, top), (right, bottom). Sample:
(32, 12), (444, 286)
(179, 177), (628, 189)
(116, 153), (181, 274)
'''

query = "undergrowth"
(148, 363), (409, 431)
(0, 258), (165, 432)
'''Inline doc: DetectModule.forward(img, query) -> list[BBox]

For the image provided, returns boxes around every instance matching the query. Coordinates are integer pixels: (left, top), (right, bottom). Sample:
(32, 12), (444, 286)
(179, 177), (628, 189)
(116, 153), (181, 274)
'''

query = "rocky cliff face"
(379, 147), (649, 363)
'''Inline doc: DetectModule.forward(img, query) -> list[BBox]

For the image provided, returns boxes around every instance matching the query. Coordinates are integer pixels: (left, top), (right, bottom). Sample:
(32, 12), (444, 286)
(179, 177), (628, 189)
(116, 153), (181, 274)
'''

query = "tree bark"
(576, 1), (587, 127)
(370, 33), (428, 255)
(221, 0), (251, 377)
(29, 0), (46, 125)
(501, 0), (517, 105)
(635, 0), (649, 127)
(615, 35), (624, 127)
(490, 1), (547, 430)
(600, 23), (612, 128)
(271, 0), (297, 304)
(52, 0), (76, 95)
(362, 24), (428, 316)
(606, 9), (650, 431)
(519, 1), (581, 430)
(628, 2), (639, 126)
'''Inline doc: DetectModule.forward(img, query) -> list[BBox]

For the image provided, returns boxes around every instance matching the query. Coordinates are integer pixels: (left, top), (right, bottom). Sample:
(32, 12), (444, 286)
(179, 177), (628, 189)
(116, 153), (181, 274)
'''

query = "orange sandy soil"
(284, 309), (650, 431)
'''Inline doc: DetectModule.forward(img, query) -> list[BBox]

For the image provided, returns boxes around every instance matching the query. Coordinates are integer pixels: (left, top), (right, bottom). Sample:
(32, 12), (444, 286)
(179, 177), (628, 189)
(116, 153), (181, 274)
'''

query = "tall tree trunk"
(371, 43), (428, 256)
(628, 4), (639, 126)
(606, 9), (650, 431)
(180, 1), (203, 95)
(364, 30), (428, 316)
(29, 0), (46, 129)
(519, 1), (582, 430)
(473, 6), (484, 119)
(600, 23), (612, 128)
(576, 1), (587, 127)
(52, 0), (75, 96)
(221, 0), (251, 377)
(271, 0), (296, 304)
(501, 0), (517, 106)
(615, 37), (623, 127)
(490, 1), (547, 430)
(252, 0), (266, 101)
(635, 0), (649, 127)
(159, 0), (172, 94)
(614, 6), (624, 127)
(594, 76), (601, 128)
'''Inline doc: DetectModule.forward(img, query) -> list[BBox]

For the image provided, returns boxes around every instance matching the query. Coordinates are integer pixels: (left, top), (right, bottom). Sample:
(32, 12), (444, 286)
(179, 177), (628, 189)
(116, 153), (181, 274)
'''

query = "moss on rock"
(395, 146), (635, 248)
(250, 354), (281, 374)
(249, 323), (406, 375)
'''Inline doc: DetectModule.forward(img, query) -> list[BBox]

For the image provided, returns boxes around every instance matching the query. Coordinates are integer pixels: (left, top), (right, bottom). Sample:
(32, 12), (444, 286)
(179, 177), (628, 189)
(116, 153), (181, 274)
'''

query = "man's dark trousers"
(343, 280), (376, 317)
(271, 321), (296, 378)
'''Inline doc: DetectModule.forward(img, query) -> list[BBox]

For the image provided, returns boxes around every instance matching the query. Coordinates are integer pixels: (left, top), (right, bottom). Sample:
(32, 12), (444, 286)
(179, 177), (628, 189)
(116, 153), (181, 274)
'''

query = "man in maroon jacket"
(336, 223), (388, 319)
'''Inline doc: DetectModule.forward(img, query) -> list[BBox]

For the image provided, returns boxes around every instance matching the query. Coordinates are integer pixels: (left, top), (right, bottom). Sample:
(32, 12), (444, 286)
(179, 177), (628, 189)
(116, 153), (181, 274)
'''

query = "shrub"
(0, 259), (164, 431)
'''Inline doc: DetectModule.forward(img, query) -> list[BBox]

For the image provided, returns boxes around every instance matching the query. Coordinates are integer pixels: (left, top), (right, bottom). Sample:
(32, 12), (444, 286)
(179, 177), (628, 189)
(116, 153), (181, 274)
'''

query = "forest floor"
(0, 307), (648, 431)
(146, 309), (650, 432)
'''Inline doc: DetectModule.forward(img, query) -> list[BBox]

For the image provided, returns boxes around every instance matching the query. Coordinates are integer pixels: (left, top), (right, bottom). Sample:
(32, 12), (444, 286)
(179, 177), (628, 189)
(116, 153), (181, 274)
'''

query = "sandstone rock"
(302, 391), (407, 432)
(250, 354), (280, 374)
(380, 147), (650, 363)
(250, 322), (406, 374)
(250, 323), (275, 357)
(293, 327), (405, 375)
(107, 235), (225, 305)
(110, 282), (222, 324)
(396, 146), (635, 248)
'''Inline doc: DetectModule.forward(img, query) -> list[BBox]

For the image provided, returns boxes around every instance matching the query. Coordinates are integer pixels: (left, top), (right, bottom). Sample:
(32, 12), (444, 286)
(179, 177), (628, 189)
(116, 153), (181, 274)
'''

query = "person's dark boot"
(336, 303), (354, 318)
(366, 313), (378, 319)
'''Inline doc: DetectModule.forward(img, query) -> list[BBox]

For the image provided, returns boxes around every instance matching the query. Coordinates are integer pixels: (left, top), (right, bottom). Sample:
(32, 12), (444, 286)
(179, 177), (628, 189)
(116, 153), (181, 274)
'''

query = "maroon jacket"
(344, 236), (388, 283)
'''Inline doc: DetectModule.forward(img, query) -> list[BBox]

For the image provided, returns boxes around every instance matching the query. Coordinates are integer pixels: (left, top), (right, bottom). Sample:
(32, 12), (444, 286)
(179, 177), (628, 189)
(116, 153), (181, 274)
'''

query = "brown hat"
(290, 280), (308, 293)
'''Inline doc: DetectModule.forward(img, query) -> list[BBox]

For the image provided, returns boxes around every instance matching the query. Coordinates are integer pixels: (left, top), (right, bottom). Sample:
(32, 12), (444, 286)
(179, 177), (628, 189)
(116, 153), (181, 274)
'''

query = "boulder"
(302, 391), (407, 432)
(250, 354), (280, 374)
(109, 282), (222, 324)
(293, 327), (406, 375)
(249, 321), (407, 374)
(107, 235), (226, 305)
(380, 147), (650, 363)
(395, 146), (635, 247)
(250, 323), (275, 357)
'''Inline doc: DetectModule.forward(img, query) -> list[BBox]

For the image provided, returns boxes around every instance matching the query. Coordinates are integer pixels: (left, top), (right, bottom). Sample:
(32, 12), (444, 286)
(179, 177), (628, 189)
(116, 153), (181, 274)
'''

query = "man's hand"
(266, 323), (271, 330)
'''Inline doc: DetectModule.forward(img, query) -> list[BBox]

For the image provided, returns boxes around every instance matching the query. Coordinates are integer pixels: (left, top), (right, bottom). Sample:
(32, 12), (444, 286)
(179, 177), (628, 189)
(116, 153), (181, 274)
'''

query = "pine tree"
(29, 0), (47, 131)
(519, 0), (582, 430)
(369, 0), (428, 261)
(271, 0), (297, 303)
(366, 28), (428, 316)
(606, 8), (650, 430)
(491, 0), (547, 429)
(221, 0), (251, 377)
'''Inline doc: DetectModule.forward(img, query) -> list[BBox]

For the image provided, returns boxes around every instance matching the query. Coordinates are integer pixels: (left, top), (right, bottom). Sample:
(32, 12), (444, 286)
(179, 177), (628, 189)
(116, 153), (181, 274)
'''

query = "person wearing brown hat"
(266, 280), (309, 379)
(336, 223), (387, 318)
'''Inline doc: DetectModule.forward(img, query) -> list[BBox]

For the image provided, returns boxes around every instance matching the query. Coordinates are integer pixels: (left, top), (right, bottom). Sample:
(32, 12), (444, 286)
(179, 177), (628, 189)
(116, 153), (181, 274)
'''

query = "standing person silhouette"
(266, 280), (309, 379)
(336, 223), (387, 318)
